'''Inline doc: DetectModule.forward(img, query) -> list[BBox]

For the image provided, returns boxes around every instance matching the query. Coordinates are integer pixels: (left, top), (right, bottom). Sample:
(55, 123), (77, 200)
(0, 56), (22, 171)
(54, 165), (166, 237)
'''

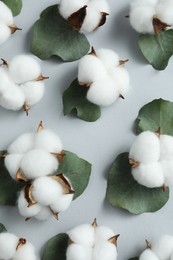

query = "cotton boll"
(0, 23), (11, 45)
(129, 6), (155, 33)
(92, 241), (117, 260)
(95, 226), (115, 243)
(0, 232), (19, 260)
(50, 193), (73, 213)
(152, 235), (173, 260)
(18, 190), (42, 218)
(87, 76), (119, 106)
(13, 242), (36, 260)
(5, 154), (23, 179)
(35, 206), (52, 220)
(161, 161), (173, 186)
(35, 129), (63, 153)
(0, 1), (13, 25)
(20, 149), (58, 179)
(0, 66), (10, 94)
(160, 135), (173, 160)
(156, 1), (173, 25)
(96, 49), (119, 69)
(139, 249), (159, 260)
(66, 244), (92, 260)
(20, 81), (45, 106)
(88, 0), (110, 13)
(78, 55), (107, 84)
(8, 133), (35, 154)
(9, 55), (41, 84)
(59, 0), (88, 19)
(129, 131), (160, 164)
(130, 0), (158, 9)
(67, 224), (95, 247)
(80, 7), (101, 33)
(31, 176), (63, 206)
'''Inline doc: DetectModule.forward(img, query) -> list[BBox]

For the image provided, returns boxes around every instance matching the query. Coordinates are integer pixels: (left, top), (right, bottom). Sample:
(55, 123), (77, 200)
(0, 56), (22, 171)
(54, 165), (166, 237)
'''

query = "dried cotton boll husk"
(8, 133), (35, 154)
(0, 22), (11, 45)
(50, 193), (73, 213)
(95, 226), (115, 243)
(156, 0), (173, 25)
(35, 129), (63, 154)
(35, 206), (52, 220)
(66, 244), (92, 260)
(0, 1), (13, 25)
(80, 7), (101, 33)
(78, 54), (107, 85)
(161, 161), (173, 186)
(20, 81), (45, 106)
(18, 190), (42, 218)
(0, 232), (19, 260)
(67, 224), (95, 247)
(9, 55), (41, 84)
(13, 242), (36, 260)
(59, 0), (89, 20)
(160, 135), (173, 160)
(20, 149), (58, 179)
(96, 49), (120, 70)
(129, 131), (160, 164)
(152, 235), (173, 260)
(139, 249), (159, 260)
(86, 76), (119, 106)
(5, 154), (23, 180)
(131, 162), (164, 188)
(92, 241), (117, 260)
(31, 176), (63, 206)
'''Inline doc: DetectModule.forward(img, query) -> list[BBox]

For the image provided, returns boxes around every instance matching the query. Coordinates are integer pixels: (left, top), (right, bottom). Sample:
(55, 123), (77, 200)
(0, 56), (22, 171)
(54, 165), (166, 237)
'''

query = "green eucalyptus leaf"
(63, 79), (101, 122)
(1, 0), (22, 16)
(0, 155), (24, 206)
(129, 258), (139, 260)
(138, 30), (173, 70)
(0, 223), (6, 233)
(57, 150), (91, 199)
(42, 233), (68, 260)
(136, 99), (173, 135)
(106, 153), (169, 214)
(31, 5), (90, 61)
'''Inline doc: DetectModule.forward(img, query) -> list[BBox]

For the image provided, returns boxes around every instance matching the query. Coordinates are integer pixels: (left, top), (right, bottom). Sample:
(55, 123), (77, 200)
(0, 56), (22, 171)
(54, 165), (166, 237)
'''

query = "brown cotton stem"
(108, 234), (120, 246)
(23, 103), (30, 116)
(9, 25), (22, 34)
(16, 238), (26, 250)
(145, 239), (152, 249)
(25, 217), (31, 222)
(36, 74), (49, 81)
(92, 218), (98, 228)
(129, 159), (139, 168)
(37, 120), (44, 132)
(155, 127), (161, 137)
(119, 94), (125, 99)
(119, 59), (129, 66)
(89, 47), (97, 56)
(1, 59), (8, 66)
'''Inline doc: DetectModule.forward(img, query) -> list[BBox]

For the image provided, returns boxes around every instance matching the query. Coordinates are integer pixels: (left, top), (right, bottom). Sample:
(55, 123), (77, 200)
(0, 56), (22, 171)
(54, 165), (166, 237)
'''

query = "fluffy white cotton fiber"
(0, 233), (18, 259)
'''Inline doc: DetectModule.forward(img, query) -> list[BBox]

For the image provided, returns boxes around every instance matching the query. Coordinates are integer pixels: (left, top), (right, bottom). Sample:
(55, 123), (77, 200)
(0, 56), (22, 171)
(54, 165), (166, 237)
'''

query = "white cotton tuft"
(20, 149), (58, 179)
(80, 7), (101, 33)
(160, 135), (173, 160)
(0, 66), (10, 94)
(0, 23), (11, 45)
(9, 55), (41, 84)
(161, 160), (173, 186)
(35, 129), (63, 153)
(95, 226), (115, 243)
(156, 1), (173, 25)
(31, 176), (63, 206)
(78, 54), (107, 84)
(92, 241), (117, 260)
(50, 193), (73, 213)
(130, 0), (158, 9)
(59, 0), (88, 19)
(0, 1), (13, 25)
(18, 190), (42, 218)
(8, 133), (35, 154)
(88, 0), (110, 13)
(20, 81), (45, 106)
(129, 131), (160, 164)
(66, 244), (92, 260)
(0, 232), (18, 260)
(86, 76), (119, 106)
(152, 235), (173, 260)
(5, 154), (23, 180)
(13, 242), (36, 260)
(139, 249), (159, 260)
(35, 206), (52, 220)
(67, 224), (95, 247)
(96, 49), (120, 69)
(131, 162), (164, 188)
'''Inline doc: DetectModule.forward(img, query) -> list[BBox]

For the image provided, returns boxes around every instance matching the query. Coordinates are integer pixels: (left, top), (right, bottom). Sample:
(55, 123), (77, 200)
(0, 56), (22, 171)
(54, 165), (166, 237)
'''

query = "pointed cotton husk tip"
(155, 127), (161, 137)
(54, 173), (75, 194)
(23, 103), (30, 116)
(1, 58), (8, 66)
(162, 184), (167, 192)
(16, 168), (28, 182)
(129, 159), (139, 168)
(68, 5), (87, 30)
(119, 59), (129, 66)
(108, 234), (120, 246)
(24, 185), (37, 207)
(152, 16), (170, 34)
(145, 239), (152, 249)
(16, 238), (26, 250)
(89, 47), (97, 56)
(9, 24), (22, 34)
(51, 151), (65, 162)
(92, 218), (98, 228)
(36, 74), (49, 81)
(97, 12), (109, 28)
(37, 120), (44, 132)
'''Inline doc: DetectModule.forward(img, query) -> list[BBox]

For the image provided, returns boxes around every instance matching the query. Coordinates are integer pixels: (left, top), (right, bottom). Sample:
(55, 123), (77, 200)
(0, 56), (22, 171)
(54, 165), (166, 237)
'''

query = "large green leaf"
(42, 233), (68, 260)
(106, 153), (169, 214)
(1, 0), (22, 16)
(129, 257), (139, 260)
(57, 150), (92, 199)
(136, 99), (173, 135)
(138, 30), (173, 70)
(31, 5), (90, 61)
(0, 223), (6, 233)
(63, 79), (101, 122)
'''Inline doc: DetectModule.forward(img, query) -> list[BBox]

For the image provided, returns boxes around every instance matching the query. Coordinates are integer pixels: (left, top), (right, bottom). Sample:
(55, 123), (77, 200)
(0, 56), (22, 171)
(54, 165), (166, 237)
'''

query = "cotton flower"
(77, 48), (130, 107)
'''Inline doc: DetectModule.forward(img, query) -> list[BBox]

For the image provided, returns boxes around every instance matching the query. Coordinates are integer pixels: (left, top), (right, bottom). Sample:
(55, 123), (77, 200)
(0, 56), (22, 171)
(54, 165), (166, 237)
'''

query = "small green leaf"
(0, 223), (6, 233)
(136, 99), (173, 135)
(1, 0), (22, 16)
(106, 153), (169, 214)
(57, 150), (91, 199)
(63, 79), (101, 122)
(42, 233), (68, 260)
(0, 156), (24, 206)
(31, 5), (90, 61)
(129, 257), (139, 260)
(138, 30), (173, 70)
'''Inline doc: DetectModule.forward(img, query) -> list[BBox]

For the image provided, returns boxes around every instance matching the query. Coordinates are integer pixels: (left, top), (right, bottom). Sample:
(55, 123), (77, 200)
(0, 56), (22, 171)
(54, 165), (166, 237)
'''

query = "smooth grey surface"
(1, 0), (173, 259)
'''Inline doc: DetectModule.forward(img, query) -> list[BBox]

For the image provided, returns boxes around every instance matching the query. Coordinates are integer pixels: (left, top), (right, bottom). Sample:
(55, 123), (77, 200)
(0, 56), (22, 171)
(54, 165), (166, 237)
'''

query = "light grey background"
(0, 0), (173, 259)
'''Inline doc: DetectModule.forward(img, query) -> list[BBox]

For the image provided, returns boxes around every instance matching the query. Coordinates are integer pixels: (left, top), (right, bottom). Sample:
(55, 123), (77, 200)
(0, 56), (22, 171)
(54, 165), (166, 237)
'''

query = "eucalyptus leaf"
(136, 99), (173, 135)
(129, 258), (139, 260)
(1, 0), (22, 16)
(0, 223), (6, 233)
(106, 153), (169, 214)
(138, 30), (173, 70)
(57, 150), (92, 199)
(31, 5), (90, 61)
(42, 233), (68, 260)
(63, 79), (101, 122)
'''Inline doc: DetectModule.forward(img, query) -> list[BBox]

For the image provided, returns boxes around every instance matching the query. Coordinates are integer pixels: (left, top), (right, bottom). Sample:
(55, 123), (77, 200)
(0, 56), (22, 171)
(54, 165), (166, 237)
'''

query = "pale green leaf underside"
(0, 223), (6, 233)
(1, 0), (22, 16)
